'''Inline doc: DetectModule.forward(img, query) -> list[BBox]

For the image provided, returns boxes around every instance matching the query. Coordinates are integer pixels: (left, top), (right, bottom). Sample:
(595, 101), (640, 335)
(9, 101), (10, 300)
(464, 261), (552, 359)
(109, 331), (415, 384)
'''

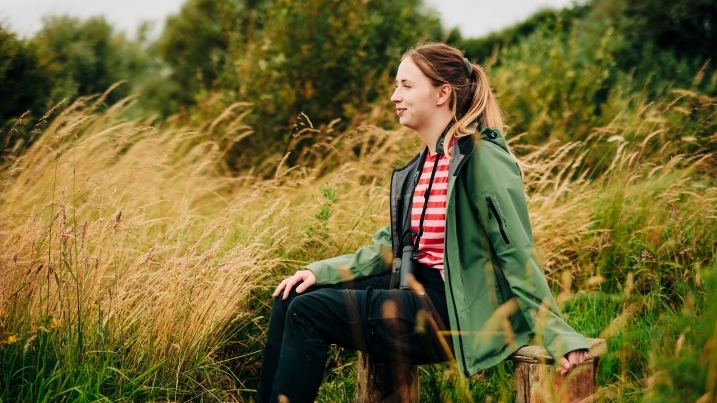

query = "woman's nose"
(390, 88), (400, 103)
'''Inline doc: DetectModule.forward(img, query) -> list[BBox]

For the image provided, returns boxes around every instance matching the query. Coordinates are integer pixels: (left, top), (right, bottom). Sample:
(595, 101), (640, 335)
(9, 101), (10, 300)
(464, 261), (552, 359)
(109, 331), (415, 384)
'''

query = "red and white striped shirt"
(411, 149), (451, 280)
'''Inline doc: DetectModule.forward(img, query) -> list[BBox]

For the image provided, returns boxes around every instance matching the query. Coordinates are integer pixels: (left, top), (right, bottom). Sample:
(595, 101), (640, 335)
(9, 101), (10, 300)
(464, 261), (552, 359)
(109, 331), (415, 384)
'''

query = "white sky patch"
(424, 0), (583, 38)
(1, 0), (582, 40)
(0, 0), (185, 39)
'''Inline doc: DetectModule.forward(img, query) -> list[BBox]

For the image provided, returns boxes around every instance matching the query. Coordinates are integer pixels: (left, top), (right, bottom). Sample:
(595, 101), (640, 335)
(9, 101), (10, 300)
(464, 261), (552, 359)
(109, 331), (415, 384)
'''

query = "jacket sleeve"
(304, 225), (393, 285)
(473, 143), (590, 361)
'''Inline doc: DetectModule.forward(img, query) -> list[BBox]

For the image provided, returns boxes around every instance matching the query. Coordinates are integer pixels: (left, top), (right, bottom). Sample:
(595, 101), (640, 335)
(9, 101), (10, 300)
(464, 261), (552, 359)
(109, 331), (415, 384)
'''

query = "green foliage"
(489, 22), (623, 150)
(0, 315), (235, 401)
(0, 17), (158, 155)
(147, 0), (440, 169)
(315, 183), (338, 224)
(31, 16), (154, 105)
(450, 0), (716, 152)
(485, 0), (717, 166)
(222, 0), (440, 166)
(579, 0), (717, 97)
(602, 0), (716, 65)
(454, 5), (589, 64)
(0, 25), (52, 137)
(646, 266), (717, 402)
(150, 0), (260, 115)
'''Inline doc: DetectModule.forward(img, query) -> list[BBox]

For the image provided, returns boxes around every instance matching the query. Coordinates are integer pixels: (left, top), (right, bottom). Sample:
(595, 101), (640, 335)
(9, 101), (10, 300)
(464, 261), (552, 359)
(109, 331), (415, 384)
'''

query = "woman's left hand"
(558, 349), (588, 375)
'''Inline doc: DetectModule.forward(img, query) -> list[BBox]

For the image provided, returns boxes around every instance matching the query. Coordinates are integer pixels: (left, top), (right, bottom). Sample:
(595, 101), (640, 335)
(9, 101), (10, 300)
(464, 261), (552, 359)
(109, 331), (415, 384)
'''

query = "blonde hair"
(402, 42), (505, 159)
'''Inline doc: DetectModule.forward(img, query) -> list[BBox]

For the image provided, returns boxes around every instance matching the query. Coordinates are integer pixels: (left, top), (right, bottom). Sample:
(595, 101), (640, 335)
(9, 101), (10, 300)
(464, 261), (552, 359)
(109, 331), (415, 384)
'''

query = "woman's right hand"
(273, 270), (317, 300)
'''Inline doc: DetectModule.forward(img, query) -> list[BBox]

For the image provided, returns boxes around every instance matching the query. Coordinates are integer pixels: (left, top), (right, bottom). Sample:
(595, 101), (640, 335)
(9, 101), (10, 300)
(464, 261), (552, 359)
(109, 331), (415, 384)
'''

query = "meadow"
(1, 70), (716, 402)
(2, 0), (717, 399)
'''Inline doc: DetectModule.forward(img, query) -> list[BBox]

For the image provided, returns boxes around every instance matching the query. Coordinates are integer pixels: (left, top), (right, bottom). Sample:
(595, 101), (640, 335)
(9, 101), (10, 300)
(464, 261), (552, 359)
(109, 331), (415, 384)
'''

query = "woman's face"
(391, 57), (440, 131)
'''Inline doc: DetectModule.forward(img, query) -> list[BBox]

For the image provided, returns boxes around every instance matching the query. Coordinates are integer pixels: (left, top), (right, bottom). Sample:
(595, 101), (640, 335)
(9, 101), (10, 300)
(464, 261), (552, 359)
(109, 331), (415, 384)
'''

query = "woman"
(255, 42), (589, 403)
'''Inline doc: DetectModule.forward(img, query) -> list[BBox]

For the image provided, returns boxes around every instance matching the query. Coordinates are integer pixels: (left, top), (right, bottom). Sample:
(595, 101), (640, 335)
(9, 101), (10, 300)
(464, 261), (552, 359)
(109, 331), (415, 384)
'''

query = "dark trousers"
(254, 264), (453, 403)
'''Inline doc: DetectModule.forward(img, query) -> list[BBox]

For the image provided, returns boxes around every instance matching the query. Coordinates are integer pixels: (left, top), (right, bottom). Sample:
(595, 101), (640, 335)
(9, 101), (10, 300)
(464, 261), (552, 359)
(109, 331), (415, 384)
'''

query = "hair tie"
(463, 57), (473, 76)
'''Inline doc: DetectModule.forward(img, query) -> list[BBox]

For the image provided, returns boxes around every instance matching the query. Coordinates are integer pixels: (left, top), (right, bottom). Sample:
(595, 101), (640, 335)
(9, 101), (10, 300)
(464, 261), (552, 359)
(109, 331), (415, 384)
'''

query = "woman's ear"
(436, 84), (452, 107)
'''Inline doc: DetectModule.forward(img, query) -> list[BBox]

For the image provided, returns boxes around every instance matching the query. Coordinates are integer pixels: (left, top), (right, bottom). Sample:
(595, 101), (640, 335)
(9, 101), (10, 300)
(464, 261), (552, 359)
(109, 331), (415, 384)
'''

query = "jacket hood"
(469, 122), (510, 154)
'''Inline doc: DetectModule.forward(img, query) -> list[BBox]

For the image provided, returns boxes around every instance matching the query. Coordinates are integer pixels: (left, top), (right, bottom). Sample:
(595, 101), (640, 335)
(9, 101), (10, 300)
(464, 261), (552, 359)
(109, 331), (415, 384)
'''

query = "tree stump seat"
(355, 338), (607, 403)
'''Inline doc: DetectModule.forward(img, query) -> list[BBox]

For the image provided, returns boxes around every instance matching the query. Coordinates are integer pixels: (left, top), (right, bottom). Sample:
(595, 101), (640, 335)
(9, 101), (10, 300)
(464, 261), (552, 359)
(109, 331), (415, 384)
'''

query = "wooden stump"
(355, 351), (419, 403)
(355, 338), (606, 403)
(510, 338), (607, 403)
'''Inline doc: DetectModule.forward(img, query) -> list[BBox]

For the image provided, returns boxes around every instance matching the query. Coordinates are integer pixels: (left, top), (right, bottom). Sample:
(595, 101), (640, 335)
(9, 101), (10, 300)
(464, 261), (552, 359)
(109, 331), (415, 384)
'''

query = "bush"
(0, 25), (52, 147)
(0, 17), (158, 156)
(582, 0), (717, 97)
(31, 16), (155, 108)
(151, 0), (259, 115)
(225, 0), (440, 166)
(454, 5), (589, 65)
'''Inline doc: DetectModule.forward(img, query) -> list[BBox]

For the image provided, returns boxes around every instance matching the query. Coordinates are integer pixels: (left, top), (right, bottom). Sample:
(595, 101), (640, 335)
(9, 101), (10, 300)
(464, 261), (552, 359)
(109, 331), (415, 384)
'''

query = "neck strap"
(400, 133), (447, 254)
(411, 149), (442, 259)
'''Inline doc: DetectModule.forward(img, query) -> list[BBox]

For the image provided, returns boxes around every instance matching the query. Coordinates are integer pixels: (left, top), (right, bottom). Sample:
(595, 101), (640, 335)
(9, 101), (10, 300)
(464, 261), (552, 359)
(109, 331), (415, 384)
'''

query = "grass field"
(1, 81), (716, 402)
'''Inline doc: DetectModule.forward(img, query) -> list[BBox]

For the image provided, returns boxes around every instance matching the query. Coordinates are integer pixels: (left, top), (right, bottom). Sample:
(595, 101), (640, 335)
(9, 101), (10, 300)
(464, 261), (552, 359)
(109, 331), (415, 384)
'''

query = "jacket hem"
(462, 334), (532, 377)
(545, 333), (591, 361)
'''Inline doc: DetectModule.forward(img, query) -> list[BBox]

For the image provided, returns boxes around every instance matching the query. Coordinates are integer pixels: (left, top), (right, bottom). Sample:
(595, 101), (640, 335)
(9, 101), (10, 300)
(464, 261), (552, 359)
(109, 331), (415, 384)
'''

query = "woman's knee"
(284, 291), (338, 336)
(285, 292), (318, 318)
(271, 286), (307, 314)
(267, 293), (303, 335)
(271, 294), (291, 314)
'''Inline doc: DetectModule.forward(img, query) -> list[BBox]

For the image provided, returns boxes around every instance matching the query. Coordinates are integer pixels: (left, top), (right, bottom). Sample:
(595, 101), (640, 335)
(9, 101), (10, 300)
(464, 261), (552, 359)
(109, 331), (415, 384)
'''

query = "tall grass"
(1, 80), (716, 401)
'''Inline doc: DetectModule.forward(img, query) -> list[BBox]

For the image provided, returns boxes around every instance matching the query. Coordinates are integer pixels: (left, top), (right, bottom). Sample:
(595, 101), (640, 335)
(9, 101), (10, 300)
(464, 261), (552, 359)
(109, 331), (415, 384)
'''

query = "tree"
(31, 16), (154, 106)
(582, 0), (717, 96)
(0, 26), (52, 132)
(223, 0), (440, 167)
(152, 0), (264, 114)
(618, 0), (716, 64)
(453, 6), (589, 65)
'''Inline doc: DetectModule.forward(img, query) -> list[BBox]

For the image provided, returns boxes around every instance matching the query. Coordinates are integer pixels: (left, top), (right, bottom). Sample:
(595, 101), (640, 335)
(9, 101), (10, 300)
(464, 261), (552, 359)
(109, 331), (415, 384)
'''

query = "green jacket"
(306, 123), (589, 377)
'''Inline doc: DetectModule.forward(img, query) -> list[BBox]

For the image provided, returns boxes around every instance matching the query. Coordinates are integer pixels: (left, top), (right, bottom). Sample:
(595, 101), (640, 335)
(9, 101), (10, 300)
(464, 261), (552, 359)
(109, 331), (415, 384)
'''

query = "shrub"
(30, 16), (155, 106)
(218, 0), (440, 168)
(0, 25), (52, 146)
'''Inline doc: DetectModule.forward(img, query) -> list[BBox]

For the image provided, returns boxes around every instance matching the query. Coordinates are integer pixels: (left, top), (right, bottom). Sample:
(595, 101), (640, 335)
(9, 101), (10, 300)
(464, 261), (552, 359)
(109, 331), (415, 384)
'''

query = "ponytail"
(443, 63), (504, 159)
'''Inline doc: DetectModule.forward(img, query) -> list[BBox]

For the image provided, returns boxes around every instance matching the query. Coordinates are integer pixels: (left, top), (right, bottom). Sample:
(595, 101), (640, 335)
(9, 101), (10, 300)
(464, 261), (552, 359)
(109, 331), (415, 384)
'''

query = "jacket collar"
(476, 121), (509, 153)
(447, 122), (477, 178)
(446, 121), (508, 177)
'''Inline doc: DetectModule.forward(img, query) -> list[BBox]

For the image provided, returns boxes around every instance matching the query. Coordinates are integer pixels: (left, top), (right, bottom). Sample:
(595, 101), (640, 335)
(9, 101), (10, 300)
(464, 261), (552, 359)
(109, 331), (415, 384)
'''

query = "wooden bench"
(355, 338), (607, 403)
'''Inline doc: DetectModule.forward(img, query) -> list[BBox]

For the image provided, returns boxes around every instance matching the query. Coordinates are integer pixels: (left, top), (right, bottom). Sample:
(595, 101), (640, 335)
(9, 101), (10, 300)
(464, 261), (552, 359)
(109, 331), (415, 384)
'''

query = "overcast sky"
(0, 0), (582, 40)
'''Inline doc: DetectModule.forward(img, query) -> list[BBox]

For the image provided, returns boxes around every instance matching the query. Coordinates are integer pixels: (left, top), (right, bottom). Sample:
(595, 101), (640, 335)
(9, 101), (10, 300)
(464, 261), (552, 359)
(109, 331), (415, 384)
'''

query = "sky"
(0, 0), (581, 40)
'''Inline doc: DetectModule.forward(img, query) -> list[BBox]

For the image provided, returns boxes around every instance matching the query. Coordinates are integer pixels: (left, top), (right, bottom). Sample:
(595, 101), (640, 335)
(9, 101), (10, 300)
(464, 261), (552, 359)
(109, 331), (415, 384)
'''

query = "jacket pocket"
(486, 196), (510, 245)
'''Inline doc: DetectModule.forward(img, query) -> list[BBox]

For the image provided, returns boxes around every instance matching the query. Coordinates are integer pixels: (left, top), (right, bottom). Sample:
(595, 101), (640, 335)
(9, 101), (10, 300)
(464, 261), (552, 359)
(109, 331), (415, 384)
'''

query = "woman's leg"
(254, 274), (391, 403)
(261, 266), (451, 403)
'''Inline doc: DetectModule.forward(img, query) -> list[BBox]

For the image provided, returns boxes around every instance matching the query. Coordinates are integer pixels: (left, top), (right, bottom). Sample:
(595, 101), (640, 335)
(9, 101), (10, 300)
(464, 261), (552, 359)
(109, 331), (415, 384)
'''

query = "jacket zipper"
(389, 169), (398, 260)
(447, 142), (472, 377)
(486, 197), (510, 244)
(446, 181), (471, 378)
(445, 257), (471, 377)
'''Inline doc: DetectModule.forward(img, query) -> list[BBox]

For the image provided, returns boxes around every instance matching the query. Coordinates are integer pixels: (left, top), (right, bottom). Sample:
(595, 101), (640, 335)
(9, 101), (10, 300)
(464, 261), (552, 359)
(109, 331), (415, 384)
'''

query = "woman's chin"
(397, 117), (416, 130)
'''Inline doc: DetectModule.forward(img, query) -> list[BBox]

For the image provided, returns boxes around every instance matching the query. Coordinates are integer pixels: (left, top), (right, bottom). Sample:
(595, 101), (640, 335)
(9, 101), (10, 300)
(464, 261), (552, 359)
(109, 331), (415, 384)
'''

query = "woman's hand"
(273, 270), (317, 300)
(558, 349), (588, 375)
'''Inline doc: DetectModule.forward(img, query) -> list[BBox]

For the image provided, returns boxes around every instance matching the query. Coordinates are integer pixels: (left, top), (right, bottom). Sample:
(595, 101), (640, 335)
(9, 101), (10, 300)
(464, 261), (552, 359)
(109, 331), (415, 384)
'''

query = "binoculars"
(399, 244), (417, 290)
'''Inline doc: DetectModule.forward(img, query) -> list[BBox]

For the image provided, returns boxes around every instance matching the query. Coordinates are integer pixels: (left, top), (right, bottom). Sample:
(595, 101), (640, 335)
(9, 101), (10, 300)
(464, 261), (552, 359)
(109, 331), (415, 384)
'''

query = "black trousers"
(254, 263), (453, 403)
